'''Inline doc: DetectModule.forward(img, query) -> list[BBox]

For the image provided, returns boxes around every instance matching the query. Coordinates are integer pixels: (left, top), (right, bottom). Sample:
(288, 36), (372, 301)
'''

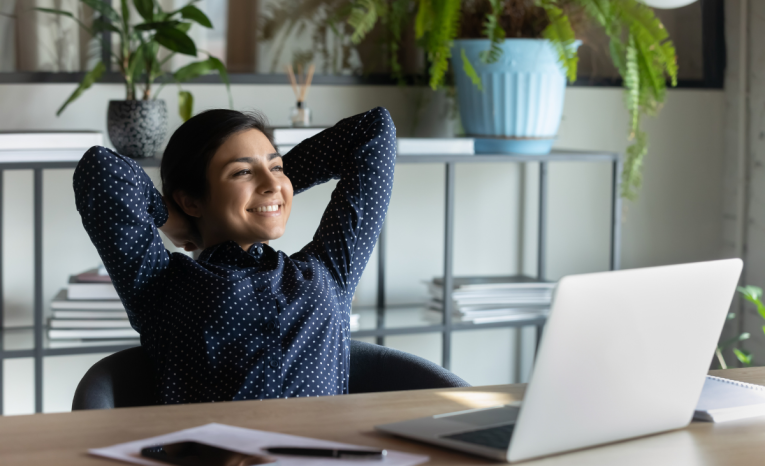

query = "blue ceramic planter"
(452, 39), (573, 155)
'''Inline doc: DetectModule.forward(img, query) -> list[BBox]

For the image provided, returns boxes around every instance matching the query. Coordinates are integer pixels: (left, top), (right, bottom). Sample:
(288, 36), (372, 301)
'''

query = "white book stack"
(47, 266), (139, 347)
(0, 131), (103, 162)
(269, 127), (474, 156)
(423, 275), (555, 324)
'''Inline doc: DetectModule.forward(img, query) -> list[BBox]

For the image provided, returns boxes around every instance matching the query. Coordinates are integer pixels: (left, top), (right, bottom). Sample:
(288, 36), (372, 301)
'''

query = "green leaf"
(348, 0), (381, 45)
(733, 348), (753, 366)
(134, 0), (155, 21)
(180, 5), (212, 28)
(173, 59), (214, 82)
(622, 128), (646, 200)
(176, 22), (192, 33)
(56, 61), (106, 116)
(461, 48), (482, 91)
(738, 285), (763, 302)
(207, 56), (233, 109)
(135, 20), (182, 31)
(425, 0), (461, 90)
(178, 90), (194, 122)
(414, 0), (433, 40)
(478, 0), (505, 64)
(541, 5), (578, 82)
(155, 26), (197, 56)
(91, 17), (120, 34)
(127, 43), (146, 84)
(120, 0), (130, 27)
(80, 0), (120, 24)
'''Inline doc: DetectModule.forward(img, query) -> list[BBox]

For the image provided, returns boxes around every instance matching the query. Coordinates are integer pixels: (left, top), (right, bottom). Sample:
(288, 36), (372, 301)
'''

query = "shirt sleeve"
(283, 107), (396, 294)
(73, 146), (171, 332)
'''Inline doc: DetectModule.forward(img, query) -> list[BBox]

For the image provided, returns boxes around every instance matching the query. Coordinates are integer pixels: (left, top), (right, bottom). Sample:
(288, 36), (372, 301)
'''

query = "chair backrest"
(72, 340), (469, 410)
(71, 346), (155, 410)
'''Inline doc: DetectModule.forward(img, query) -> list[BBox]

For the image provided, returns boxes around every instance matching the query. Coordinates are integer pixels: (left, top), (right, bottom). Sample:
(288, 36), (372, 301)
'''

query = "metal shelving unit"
(0, 149), (621, 414)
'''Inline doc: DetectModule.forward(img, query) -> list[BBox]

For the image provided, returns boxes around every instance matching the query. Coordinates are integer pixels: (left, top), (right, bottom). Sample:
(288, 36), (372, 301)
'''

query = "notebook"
(694, 375), (765, 422)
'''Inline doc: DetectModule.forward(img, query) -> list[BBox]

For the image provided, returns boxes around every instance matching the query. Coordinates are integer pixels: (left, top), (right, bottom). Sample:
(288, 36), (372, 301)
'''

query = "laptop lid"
(507, 259), (742, 462)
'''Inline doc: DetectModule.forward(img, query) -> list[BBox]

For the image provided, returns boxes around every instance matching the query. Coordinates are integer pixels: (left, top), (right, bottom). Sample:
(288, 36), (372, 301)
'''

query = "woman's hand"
(159, 197), (202, 252)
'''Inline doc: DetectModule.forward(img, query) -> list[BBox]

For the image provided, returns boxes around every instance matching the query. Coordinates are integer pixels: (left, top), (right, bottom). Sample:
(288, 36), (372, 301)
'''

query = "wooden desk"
(0, 367), (762, 465)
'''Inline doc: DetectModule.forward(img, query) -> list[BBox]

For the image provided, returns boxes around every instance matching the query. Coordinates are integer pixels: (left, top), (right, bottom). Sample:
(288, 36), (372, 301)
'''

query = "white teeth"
(253, 205), (279, 212)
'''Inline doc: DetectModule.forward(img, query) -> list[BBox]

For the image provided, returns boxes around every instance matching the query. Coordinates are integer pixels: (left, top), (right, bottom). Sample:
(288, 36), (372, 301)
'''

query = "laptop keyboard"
(441, 424), (515, 450)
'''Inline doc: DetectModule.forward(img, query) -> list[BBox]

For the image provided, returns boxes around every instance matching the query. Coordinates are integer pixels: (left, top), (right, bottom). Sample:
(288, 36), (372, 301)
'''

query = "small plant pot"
(451, 39), (578, 155)
(107, 100), (168, 158)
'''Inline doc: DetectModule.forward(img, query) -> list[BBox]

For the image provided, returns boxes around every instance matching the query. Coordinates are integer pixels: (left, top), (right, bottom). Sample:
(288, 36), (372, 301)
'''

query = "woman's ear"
(173, 191), (203, 218)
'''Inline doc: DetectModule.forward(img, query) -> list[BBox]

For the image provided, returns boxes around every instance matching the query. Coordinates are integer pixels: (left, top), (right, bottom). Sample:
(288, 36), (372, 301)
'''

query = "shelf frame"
(0, 150), (621, 414)
(374, 150), (622, 374)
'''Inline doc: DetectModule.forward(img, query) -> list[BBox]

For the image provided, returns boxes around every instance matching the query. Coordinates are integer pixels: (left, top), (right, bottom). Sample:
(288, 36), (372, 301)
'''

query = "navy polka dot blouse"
(73, 107), (396, 404)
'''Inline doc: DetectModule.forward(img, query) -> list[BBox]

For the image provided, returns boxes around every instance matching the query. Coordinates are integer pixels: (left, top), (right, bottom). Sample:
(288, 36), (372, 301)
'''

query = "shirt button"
(269, 357), (279, 368)
(266, 320), (276, 331)
(257, 246), (263, 254)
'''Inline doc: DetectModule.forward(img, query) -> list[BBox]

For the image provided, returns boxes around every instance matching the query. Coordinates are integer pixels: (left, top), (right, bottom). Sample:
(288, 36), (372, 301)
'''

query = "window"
(0, 0), (724, 88)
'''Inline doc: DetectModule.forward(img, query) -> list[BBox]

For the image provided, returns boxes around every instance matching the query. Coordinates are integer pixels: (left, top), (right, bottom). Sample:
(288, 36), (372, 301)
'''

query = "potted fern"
(347, 0), (678, 200)
(38, 0), (232, 158)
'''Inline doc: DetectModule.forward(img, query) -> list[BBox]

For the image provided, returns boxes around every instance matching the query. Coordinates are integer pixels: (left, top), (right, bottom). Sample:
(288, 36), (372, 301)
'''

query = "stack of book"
(269, 127), (474, 156)
(0, 131), (103, 162)
(47, 266), (139, 348)
(423, 275), (555, 324)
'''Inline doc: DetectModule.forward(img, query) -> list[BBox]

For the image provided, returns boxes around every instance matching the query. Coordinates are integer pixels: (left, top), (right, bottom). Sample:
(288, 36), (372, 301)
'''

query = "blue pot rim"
(452, 38), (582, 49)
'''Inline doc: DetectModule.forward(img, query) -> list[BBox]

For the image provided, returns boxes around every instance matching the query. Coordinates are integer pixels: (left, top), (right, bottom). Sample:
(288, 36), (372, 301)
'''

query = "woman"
(74, 107), (396, 404)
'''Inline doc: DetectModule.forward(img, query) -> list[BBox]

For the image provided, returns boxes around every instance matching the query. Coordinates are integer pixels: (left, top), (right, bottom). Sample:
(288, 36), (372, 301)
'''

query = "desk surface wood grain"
(0, 367), (763, 465)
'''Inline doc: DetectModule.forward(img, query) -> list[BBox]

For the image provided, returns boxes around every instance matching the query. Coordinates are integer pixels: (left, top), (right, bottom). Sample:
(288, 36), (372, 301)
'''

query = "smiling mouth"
(247, 204), (282, 214)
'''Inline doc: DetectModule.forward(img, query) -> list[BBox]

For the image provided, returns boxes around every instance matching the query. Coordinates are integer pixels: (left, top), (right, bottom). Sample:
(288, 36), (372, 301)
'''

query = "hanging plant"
(346, 0), (678, 200)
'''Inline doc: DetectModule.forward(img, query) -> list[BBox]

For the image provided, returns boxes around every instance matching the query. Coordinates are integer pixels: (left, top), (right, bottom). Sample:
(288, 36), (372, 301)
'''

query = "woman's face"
(195, 128), (293, 251)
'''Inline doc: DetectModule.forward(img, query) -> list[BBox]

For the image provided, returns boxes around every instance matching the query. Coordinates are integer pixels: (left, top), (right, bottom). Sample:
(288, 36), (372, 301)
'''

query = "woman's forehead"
(213, 129), (277, 164)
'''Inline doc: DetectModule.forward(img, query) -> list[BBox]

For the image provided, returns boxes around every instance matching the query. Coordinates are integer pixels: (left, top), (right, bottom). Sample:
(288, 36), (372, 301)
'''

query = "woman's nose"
(256, 169), (281, 194)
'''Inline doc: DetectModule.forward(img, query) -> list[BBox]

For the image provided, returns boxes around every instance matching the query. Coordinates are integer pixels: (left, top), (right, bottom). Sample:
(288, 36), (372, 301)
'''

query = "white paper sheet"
(89, 423), (429, 466)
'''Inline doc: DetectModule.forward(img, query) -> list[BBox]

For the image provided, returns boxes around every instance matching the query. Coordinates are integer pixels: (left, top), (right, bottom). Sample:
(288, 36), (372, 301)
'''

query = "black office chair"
(72, 340), (469, 410)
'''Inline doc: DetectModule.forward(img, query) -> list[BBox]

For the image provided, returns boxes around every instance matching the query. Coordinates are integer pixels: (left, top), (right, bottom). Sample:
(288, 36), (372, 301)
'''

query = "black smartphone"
(140, 441), (279, 466)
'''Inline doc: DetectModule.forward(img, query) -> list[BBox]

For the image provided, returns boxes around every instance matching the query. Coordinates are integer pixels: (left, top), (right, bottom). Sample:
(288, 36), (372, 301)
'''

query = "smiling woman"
(73, 106), (397, 404)
(159, 109), (294, 252)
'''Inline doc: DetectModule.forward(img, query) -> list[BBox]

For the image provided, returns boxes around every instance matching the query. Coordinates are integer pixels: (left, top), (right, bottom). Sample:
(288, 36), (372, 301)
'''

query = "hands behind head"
(160, 197), (203, 252)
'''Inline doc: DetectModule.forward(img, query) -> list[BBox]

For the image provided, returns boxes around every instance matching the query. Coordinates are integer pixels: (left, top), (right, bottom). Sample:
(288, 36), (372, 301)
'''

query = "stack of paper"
(424, 275), (554, 324)
(90, 423), (428, 466)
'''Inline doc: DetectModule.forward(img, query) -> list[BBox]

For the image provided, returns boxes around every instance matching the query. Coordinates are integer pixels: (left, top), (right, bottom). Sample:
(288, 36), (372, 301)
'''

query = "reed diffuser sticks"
(286, 64), (315, 105)
(286, 63), (315, 126)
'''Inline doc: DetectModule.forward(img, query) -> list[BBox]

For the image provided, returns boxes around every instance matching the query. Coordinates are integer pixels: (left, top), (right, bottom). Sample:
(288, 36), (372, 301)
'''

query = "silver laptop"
(376, 259), (743, 462)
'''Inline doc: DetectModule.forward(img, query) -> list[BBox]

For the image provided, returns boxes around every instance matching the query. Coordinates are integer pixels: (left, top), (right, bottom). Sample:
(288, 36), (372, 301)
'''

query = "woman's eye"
(234, 169), (251, 176)
(272, 165), (283, 172)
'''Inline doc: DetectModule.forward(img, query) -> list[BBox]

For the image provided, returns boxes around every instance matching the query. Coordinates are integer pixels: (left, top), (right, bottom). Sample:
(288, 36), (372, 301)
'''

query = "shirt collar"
(198, 240), (269, 267)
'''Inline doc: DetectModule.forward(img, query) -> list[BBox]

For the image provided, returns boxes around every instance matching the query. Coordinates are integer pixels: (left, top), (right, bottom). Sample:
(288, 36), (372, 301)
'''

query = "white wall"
(0, 82), (725, 413)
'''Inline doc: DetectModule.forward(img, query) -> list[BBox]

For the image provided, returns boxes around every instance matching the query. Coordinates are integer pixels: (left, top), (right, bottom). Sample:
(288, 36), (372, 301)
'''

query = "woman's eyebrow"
(224, 153), (281, 166)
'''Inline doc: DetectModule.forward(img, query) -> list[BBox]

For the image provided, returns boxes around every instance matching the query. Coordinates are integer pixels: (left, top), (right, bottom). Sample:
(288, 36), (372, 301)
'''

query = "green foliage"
(56, 61), (106, 116)
(419, 0), (462, 90)
(479, 0), (505, 64)
(348, 0), (383, 44)
(461, 48), (482, 91)
(341, 0), (677, 199)
(720, 285), (765, 369)
(36, 0), (231, 120)
(178, 91), (194, 122)
(539, 4), (578, 82)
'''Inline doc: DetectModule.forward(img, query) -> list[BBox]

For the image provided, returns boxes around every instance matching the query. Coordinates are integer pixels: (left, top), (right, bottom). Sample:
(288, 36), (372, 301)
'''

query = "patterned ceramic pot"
(107, 100), (168, 158)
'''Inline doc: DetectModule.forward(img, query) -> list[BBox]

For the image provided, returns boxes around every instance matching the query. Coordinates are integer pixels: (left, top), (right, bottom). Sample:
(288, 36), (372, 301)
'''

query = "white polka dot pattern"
(73, 107), (396, 404)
